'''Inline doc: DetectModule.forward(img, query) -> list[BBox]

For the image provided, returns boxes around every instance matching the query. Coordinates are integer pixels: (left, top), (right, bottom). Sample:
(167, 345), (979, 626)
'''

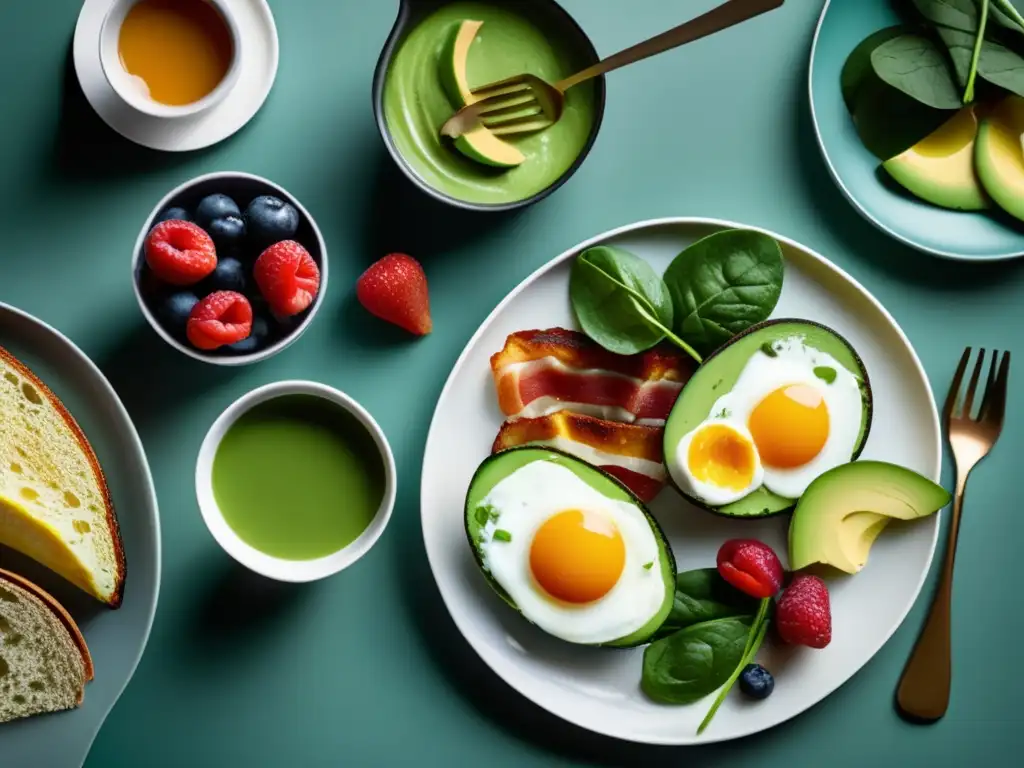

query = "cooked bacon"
(490, 328), (694, 426)
(493, 411), (666, 502)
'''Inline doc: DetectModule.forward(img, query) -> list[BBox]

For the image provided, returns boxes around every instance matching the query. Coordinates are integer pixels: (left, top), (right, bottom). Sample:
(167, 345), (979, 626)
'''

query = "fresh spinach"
(652, 568), (760, 641)
(842, 26), (907, 111)
(992, 0), (1024, 34)
(663, 230), (784, 357)
(641, 616), (753, 704)
(869, 33), (963, 108)
(965, 0), (991, 101)
(697, 598), (772, 734)
(569, 246), (702, 362)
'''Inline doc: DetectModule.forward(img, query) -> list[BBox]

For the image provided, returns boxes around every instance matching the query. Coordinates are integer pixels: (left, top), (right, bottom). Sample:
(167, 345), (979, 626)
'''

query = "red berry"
(716, 539), (784, 599)
(186, 291), (253, 351)
(356, 253), (431, 336)
(776, 574), (832, 649)
(145, 220), (217, 286)
(253, 241), (320, 316)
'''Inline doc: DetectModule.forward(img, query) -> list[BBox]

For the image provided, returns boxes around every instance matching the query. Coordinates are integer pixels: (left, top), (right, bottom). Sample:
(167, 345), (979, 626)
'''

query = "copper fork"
(439, 0), (785, 139)
(896, 347), (1011, 722)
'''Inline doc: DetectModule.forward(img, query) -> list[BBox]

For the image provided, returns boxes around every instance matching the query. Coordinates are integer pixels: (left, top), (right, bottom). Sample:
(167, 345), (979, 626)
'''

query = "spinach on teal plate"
(662, 229), (784, 357)
(652, 568), (759, 641)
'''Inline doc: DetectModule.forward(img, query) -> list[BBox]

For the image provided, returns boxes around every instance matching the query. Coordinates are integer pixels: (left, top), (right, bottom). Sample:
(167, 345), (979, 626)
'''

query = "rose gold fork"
(439, 0), (785, 139)
(896, 347), (1011, 722)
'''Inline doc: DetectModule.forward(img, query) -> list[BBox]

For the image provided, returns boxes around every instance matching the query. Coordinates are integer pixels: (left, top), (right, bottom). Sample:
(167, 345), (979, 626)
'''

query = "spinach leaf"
(992, 0), (1024, 34)
(842, 26), (908, 111)
(697, 598), (772, 734)
(663, 229), (784, 357)
(570, 246), (702, 361)
(652, 568), (759, 641)
(641, 616), (753, 705)
(869, 33), (963, 109)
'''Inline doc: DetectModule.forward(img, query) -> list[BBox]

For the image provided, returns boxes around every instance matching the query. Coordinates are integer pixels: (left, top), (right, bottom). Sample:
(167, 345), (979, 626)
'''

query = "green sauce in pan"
(383, 2), (599, 205)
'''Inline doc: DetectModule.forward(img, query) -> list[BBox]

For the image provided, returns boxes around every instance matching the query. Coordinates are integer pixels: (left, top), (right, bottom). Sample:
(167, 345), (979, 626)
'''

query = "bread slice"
(0, 346), (125, 607)
(0, 569), (91, 724)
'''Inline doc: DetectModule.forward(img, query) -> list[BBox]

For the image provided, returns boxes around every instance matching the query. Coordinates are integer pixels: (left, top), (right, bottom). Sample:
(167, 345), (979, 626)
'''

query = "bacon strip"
(493, 411), (666, 502)
(490, 328), (694, 426)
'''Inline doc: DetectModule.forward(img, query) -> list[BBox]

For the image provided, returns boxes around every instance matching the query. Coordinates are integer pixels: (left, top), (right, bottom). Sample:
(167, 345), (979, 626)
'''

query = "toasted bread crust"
(0, 345), (125, 608)
(0, 567), (94, 684)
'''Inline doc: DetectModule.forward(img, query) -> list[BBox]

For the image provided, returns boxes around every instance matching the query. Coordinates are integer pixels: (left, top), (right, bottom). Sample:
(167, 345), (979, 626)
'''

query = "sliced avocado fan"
(439, 20), (525, 168)
(976, 95), (1024, 223)
(882, 107), (989, 212)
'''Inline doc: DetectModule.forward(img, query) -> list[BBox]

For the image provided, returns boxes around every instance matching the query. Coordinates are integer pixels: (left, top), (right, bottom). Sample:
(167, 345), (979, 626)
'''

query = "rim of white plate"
(420, 216), (942, 745)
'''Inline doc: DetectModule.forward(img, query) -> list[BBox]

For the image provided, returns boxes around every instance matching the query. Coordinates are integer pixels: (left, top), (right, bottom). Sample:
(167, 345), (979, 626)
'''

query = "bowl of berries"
(132, 171), (327, 365)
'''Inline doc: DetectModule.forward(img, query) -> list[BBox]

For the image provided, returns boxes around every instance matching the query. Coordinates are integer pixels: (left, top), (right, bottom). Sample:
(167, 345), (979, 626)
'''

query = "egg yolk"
(529, 509), (626, 604)
(748, 384), (830, 468)
(687, 423), (757, 490)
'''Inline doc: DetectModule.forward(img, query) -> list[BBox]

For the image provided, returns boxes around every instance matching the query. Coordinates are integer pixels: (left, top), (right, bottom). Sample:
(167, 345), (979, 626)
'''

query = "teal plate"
(810, 0), (1024, 261)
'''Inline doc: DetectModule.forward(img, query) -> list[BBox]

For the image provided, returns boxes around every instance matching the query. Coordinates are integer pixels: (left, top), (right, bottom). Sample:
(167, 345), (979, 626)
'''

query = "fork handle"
(895, 475), (968, 722)
(556, 0), (785, 92)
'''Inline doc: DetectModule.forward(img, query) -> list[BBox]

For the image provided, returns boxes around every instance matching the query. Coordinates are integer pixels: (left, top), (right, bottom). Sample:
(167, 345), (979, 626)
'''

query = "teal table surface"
(2, 0), (1022, 765)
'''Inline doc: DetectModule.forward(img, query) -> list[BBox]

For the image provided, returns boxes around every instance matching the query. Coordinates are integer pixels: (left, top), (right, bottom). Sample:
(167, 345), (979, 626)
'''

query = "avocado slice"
(882, 107), (989, 211)
(465, 446), (676, 647)
(789, 460), (950, 574)
(439, 20), (525, 168)
(976, 95), (1024, 222)
(663, 319), (872, 519)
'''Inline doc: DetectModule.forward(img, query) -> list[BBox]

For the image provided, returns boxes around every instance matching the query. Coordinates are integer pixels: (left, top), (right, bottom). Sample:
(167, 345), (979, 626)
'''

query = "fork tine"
(978, 350), (1000, 420)
(477, 93), (539, 117)
(480, 102), (543, 123)
(944, 347), (971, 422)
(472, 81), (531, 101)
(490, 117), (553, 136)
(962, 348), (986, 419)
(980, 351), (1011, 427)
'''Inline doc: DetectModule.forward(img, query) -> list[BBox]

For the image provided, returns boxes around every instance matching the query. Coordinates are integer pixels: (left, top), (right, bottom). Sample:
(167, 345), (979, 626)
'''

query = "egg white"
(671, 420), (764, 506)
(476, 460), (665, 645)
(705, 336), (864, 499)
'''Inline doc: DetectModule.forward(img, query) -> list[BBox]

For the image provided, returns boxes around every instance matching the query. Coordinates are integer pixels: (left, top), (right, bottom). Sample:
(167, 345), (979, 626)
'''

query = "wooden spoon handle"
(557, 0), (785, 92)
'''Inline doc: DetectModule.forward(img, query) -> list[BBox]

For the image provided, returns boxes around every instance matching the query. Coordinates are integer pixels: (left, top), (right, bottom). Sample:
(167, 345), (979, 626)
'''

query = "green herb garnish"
(760, 342), (778, 357)
(493, 529), (512, 543)
(643, 561), (654, 570)
(814, 366), (837, 384)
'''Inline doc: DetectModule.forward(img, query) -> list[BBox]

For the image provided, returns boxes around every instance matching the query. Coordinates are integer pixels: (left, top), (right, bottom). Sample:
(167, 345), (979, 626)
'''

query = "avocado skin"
(463, 446), (676, 648)
(663, 318), (873, 519)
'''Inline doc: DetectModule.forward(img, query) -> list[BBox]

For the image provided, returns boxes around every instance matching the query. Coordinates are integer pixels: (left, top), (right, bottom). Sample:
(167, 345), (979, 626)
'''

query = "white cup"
(196, 381), (397, 582)
(99, 0), (242, 119)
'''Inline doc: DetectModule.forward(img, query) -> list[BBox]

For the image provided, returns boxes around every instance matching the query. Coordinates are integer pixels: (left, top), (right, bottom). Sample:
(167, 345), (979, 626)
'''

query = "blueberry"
(228, 315), (271, 354)
(202, 257), (247, 294)
(195, 194), (241, 229)
(154, 206), (190, 225)
(156, 292), (200, 338)
(245, 195), (299, 246)
(206, 215), (246, 250)
(738, 664), (774, 700)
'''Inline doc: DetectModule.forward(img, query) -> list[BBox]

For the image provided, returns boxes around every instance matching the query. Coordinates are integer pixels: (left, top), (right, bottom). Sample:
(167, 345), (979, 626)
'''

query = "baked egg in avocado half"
(465, 447), (676, 647)
(664, 319), (872, 518)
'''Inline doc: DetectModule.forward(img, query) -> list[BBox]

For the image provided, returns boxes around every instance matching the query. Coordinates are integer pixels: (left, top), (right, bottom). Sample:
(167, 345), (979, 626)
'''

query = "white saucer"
(73, 0), (279, 152)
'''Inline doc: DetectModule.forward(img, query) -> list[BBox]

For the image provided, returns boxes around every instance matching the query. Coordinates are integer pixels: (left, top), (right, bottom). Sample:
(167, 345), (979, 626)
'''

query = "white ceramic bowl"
(132, 171), (329, 366)
(196, 380), (397, 582)
(99, 0), (243, 119)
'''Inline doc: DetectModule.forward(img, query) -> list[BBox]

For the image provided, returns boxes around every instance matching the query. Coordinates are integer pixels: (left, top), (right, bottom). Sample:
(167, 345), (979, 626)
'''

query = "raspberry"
(776, 574), (832, 648)
(356, 253), (431, 336)
(145, 220), (217, 286)
(186, 291), (253, 351)
(716, 539), (784, 599)
(253, 241), (320, 316)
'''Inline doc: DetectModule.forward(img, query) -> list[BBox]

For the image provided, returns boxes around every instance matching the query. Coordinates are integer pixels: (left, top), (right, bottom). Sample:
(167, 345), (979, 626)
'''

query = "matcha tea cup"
(372, 0), (606, 212)
(196, 381), (397, 582)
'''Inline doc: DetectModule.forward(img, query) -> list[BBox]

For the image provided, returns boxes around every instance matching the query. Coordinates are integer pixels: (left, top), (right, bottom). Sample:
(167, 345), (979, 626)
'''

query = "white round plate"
(72, 0), (279, 152)
(0, 302), (160, 767)
(421, 218), (942, 745)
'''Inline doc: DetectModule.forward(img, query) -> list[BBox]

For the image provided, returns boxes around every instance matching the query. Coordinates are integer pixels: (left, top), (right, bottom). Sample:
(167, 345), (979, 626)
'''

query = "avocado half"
(976, 95), (1024, 223)
(882, 106), (989, 212)
(439, 20), (525, 168)
(663, 319), (873, 519)
(788, 460), (950, 574)
(464, 446), (676, 648)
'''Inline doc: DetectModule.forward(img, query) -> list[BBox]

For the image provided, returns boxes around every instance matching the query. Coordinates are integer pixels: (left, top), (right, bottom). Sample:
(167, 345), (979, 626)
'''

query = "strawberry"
(145, 220), (217, 286)
(717, 539), (785, 599)
(186, 291), (253, 351)
(356, 254), (431, 336)
(253, 241), (320, 317)
(776, 574), (831, 648)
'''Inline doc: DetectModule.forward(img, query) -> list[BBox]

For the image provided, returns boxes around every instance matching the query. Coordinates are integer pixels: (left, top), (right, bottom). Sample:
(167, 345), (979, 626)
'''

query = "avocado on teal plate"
(810, 0), (1024, 261)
